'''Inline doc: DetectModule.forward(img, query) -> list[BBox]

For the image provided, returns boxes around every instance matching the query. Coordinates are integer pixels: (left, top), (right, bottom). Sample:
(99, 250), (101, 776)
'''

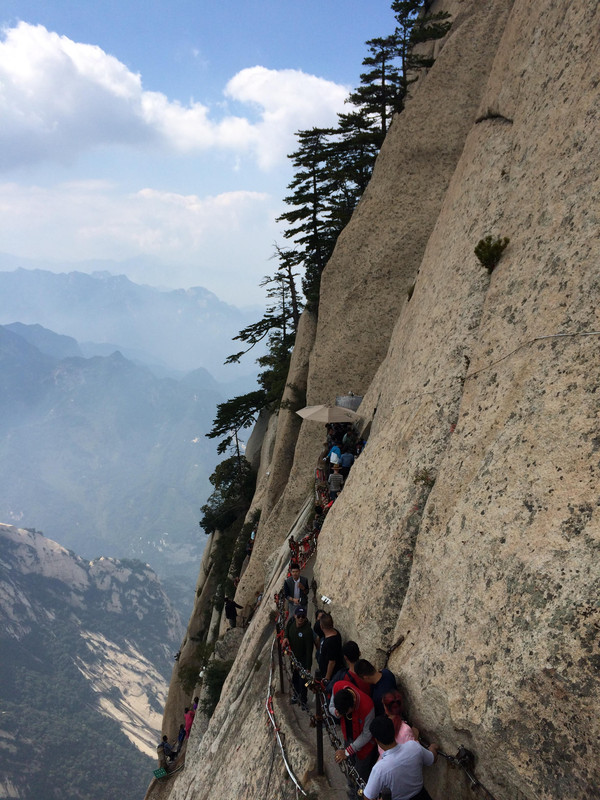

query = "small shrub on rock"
(474, 235), (510, 273)
(414, 468), (435, 487)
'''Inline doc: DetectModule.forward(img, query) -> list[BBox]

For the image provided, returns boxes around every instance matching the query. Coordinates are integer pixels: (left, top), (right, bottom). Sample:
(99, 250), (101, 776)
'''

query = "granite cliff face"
(148, 1), (599, 798)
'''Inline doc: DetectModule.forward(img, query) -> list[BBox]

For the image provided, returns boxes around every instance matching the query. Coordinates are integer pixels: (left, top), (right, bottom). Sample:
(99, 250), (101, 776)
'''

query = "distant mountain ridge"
(0, 267), (261, 378)
(0, 323), (222, 614)
(0, 523), (182, 800)
(4, 322), (84, 359)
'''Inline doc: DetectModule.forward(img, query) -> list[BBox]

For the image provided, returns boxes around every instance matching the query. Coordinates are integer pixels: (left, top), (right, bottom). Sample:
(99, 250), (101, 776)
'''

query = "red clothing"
(347, 669), (372, 696)
(184, 708), (195, 738)
(332, 680), (375, 759)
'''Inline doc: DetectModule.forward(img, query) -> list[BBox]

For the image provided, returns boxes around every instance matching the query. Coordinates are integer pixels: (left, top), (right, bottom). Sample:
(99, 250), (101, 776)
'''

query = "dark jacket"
(285, 617), (313, 670)
(283, 575), (309, 606)
(225, 599), (242, 620)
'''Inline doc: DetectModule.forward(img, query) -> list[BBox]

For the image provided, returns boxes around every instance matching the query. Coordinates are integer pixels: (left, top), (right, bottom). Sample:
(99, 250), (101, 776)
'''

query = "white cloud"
(225, 66), (350, 167)
(0, 22), (349, 170)
(0, 181), (280, 302)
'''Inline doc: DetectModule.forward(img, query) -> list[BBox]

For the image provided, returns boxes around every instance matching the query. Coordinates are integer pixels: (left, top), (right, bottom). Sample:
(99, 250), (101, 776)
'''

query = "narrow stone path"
(275, 556), (351, 800)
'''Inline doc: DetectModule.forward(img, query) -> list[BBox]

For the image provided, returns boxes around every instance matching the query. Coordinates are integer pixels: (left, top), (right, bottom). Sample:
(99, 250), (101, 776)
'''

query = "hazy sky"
(0, 1), (397, 306)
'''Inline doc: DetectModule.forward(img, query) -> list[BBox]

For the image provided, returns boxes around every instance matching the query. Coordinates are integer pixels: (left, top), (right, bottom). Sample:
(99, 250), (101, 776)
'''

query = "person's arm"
(428, 743), (438, 763)
(328, 687), (338, 716)
(359, 745), (381, 800)
(325, 659), (337, 681)
(362, 780), (378, 800)
(234, 601), (243, 609)
(345, 707), (375, 757)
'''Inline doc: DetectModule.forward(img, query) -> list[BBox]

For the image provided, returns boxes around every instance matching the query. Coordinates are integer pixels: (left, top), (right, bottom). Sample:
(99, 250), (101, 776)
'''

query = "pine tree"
(326, 109), (381, 233)
(276, 127), (337, 308)
(199, 455), (255, 535)
(347, 35), (403, 140)
(391, 0), (451, 109)
(206, 390), (267, 458)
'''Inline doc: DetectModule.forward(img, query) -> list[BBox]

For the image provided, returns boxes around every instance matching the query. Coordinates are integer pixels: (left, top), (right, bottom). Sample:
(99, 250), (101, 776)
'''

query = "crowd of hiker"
(158, 417), (438, 798)
(281, 564), (437, 800)
(319, 422), (365, 507)
(276, 421), (438, 800)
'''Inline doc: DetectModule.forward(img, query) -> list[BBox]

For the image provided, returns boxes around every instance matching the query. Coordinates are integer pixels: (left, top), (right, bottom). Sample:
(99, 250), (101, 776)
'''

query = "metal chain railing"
(269, 474), (500, 800)
(265, 636), (308, 797)
(274, 577), (366, 795)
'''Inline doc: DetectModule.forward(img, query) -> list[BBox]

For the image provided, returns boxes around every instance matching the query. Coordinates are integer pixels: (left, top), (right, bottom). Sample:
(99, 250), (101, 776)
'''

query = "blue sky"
(0, 1), (397, 305)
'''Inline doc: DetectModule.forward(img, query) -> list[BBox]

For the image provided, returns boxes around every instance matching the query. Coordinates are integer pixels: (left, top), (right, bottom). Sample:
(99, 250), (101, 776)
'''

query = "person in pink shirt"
(376, 689), (419, 758)
(184, 706), (196, 739)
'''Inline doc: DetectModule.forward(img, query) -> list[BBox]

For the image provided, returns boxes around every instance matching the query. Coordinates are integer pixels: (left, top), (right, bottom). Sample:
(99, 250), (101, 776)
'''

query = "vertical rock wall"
(316, 1), (600, 797)
(238, 0), (514, 613)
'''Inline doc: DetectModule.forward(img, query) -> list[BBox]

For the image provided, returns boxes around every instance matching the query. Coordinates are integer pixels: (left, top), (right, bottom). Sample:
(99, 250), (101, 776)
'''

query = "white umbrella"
(296, 404), (359, 423)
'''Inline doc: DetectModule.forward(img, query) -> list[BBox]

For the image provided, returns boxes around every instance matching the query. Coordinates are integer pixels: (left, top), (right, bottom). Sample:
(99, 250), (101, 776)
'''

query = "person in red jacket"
(184, 706), (195, 739)
(329, 681), (377, 787)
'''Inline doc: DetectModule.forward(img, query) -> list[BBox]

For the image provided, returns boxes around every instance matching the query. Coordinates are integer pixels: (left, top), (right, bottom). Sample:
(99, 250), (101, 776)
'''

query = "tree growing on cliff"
(277, 127), (338, 309)
(347, 35), (404, 140)
(391, 0), (452, 109)
(210, 262), (302, 459)
(325, 109), (381, 232)
(199, 455), (256, 536)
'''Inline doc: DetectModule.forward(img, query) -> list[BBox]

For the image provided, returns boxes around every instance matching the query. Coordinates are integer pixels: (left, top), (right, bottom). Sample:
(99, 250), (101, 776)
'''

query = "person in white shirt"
(364, 715), (438, 800)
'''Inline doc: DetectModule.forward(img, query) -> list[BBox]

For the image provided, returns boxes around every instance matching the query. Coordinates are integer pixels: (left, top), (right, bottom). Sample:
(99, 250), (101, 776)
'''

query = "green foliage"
(277, 127), (338, 309)
(199, 456), (256, 536)
(206, 390), (268, 456)
(474, 235), (510, 273)
(199, 659), (234, 717)
(348, 35), (404, 136)
(177, 663), (200, 695)
(392, 1), (452, 107)
(275, 6), (452, 309)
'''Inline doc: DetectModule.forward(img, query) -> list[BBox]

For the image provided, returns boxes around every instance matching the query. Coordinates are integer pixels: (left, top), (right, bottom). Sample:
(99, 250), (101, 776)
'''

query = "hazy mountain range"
(0, 321), (225, 614)
(0, 524), (182, 800)
(0, 266), (262, 379)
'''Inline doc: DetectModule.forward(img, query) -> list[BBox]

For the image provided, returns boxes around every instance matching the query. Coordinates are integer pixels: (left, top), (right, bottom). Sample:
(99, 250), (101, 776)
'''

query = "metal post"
(315, 669), (324, 776)
(277, 637), (285, 694)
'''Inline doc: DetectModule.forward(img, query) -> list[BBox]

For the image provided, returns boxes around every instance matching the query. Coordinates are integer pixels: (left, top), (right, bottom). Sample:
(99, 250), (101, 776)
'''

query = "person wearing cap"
(282, 606), (313, 710)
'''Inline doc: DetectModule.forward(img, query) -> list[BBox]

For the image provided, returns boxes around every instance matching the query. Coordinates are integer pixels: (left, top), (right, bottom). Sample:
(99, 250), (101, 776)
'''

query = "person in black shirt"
(282, 606), (313, 709)
(224, 596), (242, 629)
(355, 659), (398, 716)
(313, 608), (325, 648)
(317, 612), (343, 682)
